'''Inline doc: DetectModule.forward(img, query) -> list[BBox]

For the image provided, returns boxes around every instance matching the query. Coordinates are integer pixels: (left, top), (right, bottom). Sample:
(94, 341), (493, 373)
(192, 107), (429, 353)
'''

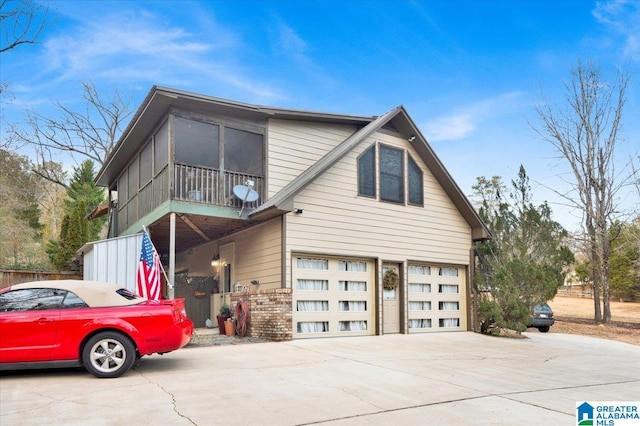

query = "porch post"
(169, 212), (176, 299)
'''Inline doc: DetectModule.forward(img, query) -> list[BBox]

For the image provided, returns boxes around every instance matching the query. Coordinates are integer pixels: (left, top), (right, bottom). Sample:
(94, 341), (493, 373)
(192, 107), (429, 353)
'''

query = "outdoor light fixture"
(211, 254), (220, 267)
(250, 280), (260, 285)
(294, 208), (303, 214)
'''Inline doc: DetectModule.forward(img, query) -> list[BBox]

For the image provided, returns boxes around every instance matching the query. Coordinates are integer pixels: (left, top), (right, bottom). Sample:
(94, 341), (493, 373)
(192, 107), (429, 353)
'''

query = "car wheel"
(82, 332), (136, 378)
(538, 326), (550, 333)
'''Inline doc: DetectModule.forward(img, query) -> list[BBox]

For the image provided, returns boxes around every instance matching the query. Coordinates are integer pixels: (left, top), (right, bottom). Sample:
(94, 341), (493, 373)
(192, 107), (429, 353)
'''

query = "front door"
(382, 263), (401, 333)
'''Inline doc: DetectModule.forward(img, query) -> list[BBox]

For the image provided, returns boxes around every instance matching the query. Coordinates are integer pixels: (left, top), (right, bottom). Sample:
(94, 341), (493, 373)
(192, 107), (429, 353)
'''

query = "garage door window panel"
(408, 265), (430, 275)
(339, 320), (367, 331)
(409, 283), (431, 293)
(409, 301), (431, 311)
(297, 258), (328, 270)
(439, 318), (460, 327)
(297, 279), (329, 291)
(297, 321), (329, 333)
(409, 319), (432, 329)
(439, 301), (459, 311)
(338, 260), (367, 272)
(439, 284), (459, 293)
(297, 301), (329, 311)
(439, 267), (459, 276)
(339, 281), (366, 291)
(339, 301), (366, 311)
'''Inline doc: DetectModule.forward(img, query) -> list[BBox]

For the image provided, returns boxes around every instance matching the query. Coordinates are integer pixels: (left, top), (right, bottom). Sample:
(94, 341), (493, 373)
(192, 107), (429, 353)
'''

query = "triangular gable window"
(357, 143), (424, 206)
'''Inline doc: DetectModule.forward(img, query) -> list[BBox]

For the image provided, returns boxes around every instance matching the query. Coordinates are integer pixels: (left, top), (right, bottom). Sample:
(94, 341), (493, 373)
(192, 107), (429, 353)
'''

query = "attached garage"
(292, 255), (375, 339)
(407, 264), (466, 333)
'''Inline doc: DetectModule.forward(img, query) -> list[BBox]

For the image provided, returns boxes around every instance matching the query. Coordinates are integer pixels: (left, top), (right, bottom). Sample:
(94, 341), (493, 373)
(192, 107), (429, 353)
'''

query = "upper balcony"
(174, 163), (264, 209)
(111, 112), (267, 241)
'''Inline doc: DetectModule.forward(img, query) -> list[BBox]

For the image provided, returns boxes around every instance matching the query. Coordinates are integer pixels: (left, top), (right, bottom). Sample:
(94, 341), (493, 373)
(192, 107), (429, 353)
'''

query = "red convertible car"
(0, 280), (193, 378)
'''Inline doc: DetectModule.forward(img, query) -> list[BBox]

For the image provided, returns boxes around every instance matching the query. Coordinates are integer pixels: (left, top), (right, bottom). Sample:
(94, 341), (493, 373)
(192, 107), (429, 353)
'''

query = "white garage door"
(292, 255), (374, 339)
(407, 264), (465, 333)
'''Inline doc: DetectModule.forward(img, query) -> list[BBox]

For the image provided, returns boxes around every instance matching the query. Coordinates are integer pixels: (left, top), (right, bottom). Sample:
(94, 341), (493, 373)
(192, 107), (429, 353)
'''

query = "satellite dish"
(233, 181), (260, 217)
(233, 185), (259, 202)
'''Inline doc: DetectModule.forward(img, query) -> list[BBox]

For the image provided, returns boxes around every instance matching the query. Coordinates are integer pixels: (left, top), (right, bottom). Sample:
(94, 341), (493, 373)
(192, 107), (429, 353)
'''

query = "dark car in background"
(0, 280), (193, 378)
(528, 303), (555, 333)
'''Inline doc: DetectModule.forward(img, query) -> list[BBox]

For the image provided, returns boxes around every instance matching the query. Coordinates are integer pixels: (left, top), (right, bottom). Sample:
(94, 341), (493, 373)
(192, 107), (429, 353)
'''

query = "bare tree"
(534, 61), (631, 323)
(11, 81), (132, 187)
(0, 0), (48, 54)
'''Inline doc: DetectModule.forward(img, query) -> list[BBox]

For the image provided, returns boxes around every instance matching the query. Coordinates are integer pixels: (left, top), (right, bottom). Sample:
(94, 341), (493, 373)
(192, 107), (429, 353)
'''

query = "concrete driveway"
(1, 332), (639, 425)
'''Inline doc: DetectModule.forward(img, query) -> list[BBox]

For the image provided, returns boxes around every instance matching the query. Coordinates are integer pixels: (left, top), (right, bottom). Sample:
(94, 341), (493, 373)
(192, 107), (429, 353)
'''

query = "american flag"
(137, 231), (162, 300)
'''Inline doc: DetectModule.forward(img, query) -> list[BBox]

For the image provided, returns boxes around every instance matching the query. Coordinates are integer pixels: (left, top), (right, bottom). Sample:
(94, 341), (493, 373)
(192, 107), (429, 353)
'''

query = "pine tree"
(64, 160), (106, 241)
(474, 166), (574, 333)
(46, 161), (105, 269)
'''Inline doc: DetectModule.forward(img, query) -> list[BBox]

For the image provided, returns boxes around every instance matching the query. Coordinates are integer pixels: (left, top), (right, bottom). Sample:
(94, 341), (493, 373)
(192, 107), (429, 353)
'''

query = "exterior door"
(382, 263), (401, 333)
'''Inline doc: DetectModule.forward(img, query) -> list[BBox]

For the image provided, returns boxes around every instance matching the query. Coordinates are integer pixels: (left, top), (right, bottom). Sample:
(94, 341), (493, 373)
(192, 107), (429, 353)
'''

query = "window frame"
(357, 142), (424, 207)
(407, 154), (424, 206)
(379, 144), (405, 204)
(357, 145), (376, 198)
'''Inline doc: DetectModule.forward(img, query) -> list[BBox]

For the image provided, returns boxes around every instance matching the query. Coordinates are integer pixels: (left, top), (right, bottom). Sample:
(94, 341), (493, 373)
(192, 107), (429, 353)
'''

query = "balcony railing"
(174, 163), (264, 209)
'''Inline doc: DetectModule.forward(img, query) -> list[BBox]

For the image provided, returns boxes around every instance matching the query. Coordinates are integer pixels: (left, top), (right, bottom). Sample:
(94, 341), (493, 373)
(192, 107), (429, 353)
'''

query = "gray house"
(95, 86), (490, 340)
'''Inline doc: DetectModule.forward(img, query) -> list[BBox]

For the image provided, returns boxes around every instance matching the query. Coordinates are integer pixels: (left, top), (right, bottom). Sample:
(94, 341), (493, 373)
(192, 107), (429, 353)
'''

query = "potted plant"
(216, 303), (232, 335)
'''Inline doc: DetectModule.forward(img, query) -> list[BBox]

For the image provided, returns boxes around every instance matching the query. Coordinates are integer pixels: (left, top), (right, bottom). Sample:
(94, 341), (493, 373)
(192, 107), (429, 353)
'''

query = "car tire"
(82, 331), (136, 378)
(538, 326), (550, 333)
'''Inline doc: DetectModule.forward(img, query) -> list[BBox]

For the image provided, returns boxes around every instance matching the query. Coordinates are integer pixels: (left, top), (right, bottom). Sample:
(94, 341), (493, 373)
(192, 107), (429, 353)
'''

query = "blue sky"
(2, 0), (639, 231)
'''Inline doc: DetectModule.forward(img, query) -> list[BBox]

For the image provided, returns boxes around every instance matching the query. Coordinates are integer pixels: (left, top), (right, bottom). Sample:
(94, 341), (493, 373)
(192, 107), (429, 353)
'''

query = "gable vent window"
(357, 143), (423, 206)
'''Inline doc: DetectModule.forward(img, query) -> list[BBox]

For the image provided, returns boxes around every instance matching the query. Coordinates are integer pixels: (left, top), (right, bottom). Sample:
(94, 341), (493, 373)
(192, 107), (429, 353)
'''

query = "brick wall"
(230, 288), (293, 341)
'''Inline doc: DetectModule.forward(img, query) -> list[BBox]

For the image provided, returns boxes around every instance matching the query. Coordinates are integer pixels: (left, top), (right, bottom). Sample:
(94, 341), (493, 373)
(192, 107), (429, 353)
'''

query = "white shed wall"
(82, 234), (142, 291)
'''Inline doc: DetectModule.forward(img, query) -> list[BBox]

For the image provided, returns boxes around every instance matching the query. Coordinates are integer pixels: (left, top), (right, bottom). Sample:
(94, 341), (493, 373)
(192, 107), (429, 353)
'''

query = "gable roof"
(96, 86), (490, 241)
(250, 105), (491, 242)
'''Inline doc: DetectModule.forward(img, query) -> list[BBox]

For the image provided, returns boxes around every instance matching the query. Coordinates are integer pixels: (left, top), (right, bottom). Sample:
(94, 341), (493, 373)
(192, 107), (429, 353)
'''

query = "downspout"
(468, 246), (478, 332)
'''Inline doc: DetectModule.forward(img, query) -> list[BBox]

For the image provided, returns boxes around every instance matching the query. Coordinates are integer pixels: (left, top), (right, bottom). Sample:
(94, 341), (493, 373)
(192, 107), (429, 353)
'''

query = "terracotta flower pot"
(224, 320), (235, 337)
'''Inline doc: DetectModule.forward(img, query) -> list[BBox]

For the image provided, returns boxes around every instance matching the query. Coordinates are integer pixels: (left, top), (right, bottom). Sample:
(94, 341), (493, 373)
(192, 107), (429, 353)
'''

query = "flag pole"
(142, 225), (174, 290)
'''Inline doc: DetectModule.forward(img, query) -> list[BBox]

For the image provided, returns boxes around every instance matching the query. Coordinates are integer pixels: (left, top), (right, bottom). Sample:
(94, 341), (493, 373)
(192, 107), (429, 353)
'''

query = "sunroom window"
(225, 127), (264, 176)
(174, 117), (220, 168)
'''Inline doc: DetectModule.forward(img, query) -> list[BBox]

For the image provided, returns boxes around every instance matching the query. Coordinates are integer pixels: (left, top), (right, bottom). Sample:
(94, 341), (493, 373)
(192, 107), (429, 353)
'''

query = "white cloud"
(276, 21), (308, 61)
(37, 10), (284, 103)
(422, 92), (524, 142)
(593, 0), (640, 61)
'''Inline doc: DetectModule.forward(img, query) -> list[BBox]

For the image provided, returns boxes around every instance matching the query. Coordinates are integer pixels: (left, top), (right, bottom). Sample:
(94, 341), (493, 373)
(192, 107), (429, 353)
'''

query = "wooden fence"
(0, 270), (83, 290)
